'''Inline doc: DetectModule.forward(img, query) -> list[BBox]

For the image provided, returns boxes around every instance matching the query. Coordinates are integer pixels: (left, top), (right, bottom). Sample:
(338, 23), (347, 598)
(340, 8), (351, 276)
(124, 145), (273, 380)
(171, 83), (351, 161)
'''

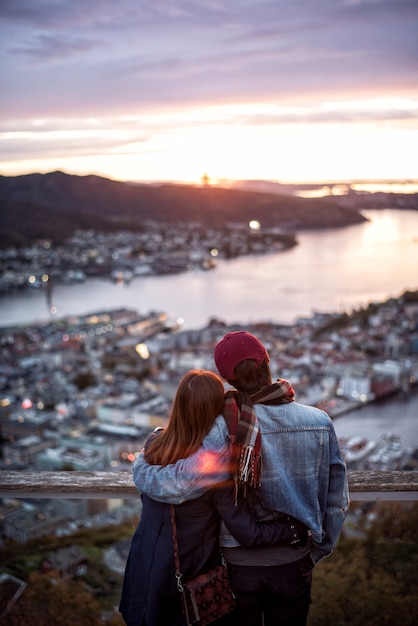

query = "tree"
(308, 502), (418, 625)
(2, 572), (102, 626)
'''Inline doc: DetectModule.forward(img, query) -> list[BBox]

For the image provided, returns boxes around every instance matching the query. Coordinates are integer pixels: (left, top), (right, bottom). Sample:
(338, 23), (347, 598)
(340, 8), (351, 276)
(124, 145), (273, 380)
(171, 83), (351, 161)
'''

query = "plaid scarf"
(223, 378), (295, 507)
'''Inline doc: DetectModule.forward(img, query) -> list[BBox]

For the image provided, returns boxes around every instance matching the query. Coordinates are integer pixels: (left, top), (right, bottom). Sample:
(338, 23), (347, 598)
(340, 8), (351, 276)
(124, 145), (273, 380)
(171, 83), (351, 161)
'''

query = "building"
(0, 499), (23, 537)
(338, 367), (372, 401)
(53, 498), (89, 521)
(4, 506), (64, 543)
(2, 435), (56, 466)
(40, 544), (87, 578)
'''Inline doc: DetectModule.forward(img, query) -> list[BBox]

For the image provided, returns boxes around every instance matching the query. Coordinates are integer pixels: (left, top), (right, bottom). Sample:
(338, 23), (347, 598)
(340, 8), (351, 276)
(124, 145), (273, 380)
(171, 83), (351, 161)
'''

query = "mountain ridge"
(0, 170), (368, 248)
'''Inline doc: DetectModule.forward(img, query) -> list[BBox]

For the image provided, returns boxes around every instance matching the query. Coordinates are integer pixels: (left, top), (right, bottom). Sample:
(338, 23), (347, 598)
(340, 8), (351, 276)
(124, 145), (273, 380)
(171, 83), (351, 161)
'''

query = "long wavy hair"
(144, 370), (225, 466)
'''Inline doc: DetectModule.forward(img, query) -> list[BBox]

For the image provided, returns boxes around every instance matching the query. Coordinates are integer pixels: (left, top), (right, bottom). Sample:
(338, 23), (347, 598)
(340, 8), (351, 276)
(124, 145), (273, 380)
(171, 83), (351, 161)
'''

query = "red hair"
(145, 370), (225, 466)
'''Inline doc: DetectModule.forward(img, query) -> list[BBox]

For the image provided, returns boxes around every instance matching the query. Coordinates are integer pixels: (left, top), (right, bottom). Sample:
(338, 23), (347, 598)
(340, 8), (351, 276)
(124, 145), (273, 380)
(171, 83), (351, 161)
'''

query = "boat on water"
(367, 433), (406, 470)
(339, 432), (413, 470)
(339, 436), (378, 466)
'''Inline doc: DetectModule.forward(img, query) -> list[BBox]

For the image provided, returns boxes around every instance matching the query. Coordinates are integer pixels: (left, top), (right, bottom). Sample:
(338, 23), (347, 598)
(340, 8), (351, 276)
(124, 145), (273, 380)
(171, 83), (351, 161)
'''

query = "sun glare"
(360, 213), (404, 246)
(1, 101), (417, 184)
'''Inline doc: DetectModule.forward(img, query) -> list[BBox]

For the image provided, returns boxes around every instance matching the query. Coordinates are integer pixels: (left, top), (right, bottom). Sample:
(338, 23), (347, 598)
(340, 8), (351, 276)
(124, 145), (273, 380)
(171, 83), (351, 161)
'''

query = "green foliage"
(0, 528), (130, 576)
(308, 502), (418, 626)
(402, 290), (418, 304)
(0, 524), (135, 624)
(71, 523), (136, 548)
(311, 313), (350, 340)
(1, 572), (102, 626)
(311, 289), (418, 340)
(2, 506), (418, 624)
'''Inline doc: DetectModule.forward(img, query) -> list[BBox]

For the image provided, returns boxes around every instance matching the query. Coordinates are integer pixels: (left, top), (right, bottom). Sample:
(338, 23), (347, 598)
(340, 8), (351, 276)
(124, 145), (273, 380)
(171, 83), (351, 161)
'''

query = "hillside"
(0, 171), (367, 247)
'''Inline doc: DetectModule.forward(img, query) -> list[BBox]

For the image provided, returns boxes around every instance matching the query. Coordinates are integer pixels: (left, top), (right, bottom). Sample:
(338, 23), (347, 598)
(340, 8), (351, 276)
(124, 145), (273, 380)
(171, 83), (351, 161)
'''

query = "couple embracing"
(120, 331), (349, 626)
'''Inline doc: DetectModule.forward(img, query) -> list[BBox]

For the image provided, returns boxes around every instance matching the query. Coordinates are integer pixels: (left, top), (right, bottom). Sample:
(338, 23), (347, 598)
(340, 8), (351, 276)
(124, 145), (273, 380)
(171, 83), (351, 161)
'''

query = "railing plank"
(347, 470), (418, 501)
(0, 471), (138, 500)
(0, 470), (417, 500)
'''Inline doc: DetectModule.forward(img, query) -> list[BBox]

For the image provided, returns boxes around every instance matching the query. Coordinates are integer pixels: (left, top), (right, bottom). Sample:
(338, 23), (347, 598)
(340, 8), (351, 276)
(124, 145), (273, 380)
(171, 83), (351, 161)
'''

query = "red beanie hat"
(214, 331), (268, 380)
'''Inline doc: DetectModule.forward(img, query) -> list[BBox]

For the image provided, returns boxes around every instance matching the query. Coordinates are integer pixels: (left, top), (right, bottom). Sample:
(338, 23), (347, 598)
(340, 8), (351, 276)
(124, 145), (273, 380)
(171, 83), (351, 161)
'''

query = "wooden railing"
(1, 470), (418, 500)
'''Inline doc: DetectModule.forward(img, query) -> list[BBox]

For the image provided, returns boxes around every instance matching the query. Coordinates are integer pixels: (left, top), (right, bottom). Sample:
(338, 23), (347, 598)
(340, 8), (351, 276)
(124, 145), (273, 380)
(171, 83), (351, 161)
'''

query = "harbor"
(333, 387), (418, 470)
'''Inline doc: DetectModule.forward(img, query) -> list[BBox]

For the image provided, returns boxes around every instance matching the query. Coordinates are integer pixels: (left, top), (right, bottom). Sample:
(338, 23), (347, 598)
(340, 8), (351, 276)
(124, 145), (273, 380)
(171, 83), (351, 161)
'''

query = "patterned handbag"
(170, 504), (236, 625)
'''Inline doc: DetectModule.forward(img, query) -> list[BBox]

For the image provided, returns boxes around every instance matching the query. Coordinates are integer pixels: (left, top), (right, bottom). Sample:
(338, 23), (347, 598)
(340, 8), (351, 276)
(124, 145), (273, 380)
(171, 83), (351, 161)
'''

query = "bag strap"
(170, 504), (185, 593)
(171, 505), (194, 625)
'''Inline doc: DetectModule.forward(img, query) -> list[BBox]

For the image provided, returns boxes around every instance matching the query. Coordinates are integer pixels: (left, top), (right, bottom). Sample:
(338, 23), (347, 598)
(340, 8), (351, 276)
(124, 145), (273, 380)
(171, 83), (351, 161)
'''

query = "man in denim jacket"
(133, 331), (349, 626)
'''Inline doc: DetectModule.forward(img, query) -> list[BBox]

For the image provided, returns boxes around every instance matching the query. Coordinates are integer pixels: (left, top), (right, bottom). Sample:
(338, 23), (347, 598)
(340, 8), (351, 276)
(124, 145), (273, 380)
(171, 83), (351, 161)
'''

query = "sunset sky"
(1, 0), (417, 185)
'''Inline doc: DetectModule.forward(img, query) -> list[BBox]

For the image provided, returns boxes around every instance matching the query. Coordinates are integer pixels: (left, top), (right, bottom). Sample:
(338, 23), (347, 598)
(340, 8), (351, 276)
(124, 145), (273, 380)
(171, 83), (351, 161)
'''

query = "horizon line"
(2, 169), (418, 190)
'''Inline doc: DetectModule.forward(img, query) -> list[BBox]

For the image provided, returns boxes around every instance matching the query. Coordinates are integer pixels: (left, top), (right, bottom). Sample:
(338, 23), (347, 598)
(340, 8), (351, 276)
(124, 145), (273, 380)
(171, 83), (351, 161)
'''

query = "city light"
(135, 343), (150, 359)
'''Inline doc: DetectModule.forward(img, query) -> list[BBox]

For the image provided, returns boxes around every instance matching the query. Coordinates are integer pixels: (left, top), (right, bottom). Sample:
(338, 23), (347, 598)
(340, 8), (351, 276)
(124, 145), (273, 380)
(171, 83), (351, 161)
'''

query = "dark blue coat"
(119, 482), (297, 626)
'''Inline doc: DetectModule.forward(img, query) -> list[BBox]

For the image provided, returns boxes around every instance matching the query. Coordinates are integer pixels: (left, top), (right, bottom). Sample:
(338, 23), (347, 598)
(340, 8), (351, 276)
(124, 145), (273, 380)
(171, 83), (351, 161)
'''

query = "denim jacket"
(133, 401), (349, 564)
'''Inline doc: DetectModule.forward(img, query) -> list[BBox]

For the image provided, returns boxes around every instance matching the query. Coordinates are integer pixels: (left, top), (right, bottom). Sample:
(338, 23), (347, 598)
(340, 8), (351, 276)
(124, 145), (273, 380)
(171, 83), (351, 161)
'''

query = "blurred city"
(1, 281), (418, 622)
(1, 284), (418, 522)
(1, 206), (418, 624)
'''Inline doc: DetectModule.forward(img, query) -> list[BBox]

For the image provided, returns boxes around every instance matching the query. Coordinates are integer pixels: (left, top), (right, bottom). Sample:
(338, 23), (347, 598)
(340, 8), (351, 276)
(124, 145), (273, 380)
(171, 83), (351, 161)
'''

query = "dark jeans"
(227, 553), (314, 626)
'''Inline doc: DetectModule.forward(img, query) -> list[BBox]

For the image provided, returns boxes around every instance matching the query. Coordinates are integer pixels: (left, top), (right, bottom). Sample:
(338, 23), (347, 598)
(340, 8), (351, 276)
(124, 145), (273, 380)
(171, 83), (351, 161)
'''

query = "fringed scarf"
(223, 378), (295, 507)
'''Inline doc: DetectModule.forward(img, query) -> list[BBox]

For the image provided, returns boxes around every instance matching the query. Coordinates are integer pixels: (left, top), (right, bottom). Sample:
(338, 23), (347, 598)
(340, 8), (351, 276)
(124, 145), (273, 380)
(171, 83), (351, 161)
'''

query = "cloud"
(9, 34), (104, 61)
(1, 0), (417, 109)
(0, 0), (417, 182)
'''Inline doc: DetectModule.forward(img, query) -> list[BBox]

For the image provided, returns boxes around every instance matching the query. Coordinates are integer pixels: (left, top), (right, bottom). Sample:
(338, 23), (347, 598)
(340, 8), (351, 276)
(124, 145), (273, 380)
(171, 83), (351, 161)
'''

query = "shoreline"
(324, 383), (418, 420)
